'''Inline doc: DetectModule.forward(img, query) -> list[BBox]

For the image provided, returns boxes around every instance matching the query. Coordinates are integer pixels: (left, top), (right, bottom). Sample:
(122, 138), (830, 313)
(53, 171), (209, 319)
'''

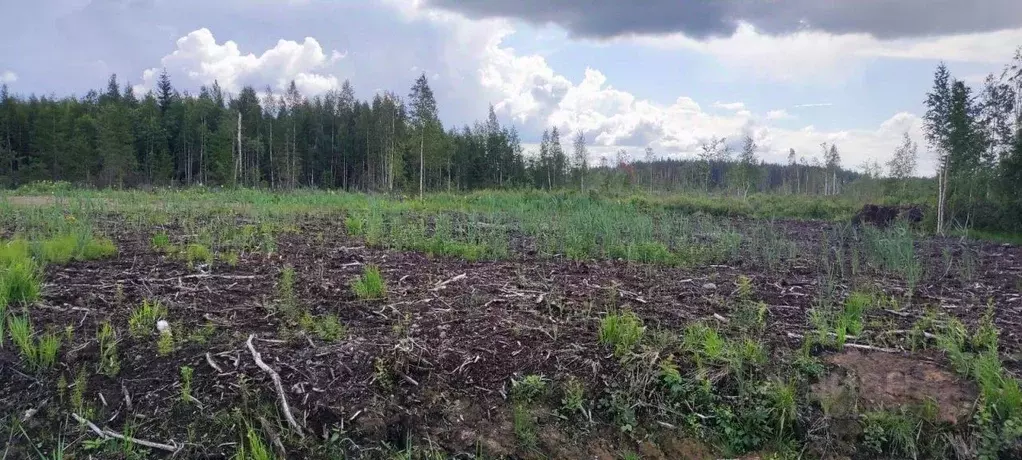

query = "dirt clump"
(812, 350), (977, 425)
(851, 204), (924, 228)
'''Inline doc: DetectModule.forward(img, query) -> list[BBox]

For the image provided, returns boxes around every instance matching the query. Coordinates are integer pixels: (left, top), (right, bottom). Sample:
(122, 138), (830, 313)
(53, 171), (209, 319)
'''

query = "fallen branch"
(246, 335), (304, 438)
(432, 273), (466, 290)
(785, 332), (900, 353)
(72, 413), (178, 452)
(206, 352), (225, 373)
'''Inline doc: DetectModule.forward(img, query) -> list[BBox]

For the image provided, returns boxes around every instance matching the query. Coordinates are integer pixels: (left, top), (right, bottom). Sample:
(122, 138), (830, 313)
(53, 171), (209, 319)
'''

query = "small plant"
(235, 424), (274, 460)
(842, 291), (873, 336)
(560, 376), (585, 415)
(157, 329), (175, 356)
(223, 251), (240, 267)
(37, 332), (61, 369)
(3, 259), (41, 304)
(373, 356), (393, 390)
(599, 311), (645, 357)
(315, 314), (345, 342)
(71, 367), (89, 416)
(128, 299), (167, 338)
(188, 322), (217, 344)
(8, 315), (37, 365)
(278, 264), (298, 314)
(861, 409), (921, 459)
(352, 264), (387, 300)
(180, 365), (194, 403)
(512, 404), (538, 451)
(512, 374), (548, 403)
(97, 321), (120, 376)
(185, 243), (213, 267)
(151, 232), (171, 251)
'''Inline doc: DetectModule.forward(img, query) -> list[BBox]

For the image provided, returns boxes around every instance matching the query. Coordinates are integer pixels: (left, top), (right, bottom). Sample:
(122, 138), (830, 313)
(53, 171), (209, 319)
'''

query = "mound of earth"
(812, 350), (977, 425)
(852, 204), (924, 228)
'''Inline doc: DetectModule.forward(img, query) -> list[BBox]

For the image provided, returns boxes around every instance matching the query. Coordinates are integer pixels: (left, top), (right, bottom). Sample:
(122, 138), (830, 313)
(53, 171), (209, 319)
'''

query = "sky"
(2, 0), (1021, 176)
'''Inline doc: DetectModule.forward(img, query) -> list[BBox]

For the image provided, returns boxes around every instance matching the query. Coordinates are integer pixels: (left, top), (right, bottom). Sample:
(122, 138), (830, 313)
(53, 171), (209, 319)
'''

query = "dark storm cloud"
(424, 0), (1022, 39)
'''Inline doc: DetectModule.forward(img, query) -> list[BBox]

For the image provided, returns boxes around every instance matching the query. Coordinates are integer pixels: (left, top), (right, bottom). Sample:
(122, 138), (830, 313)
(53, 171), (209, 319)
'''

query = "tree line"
(923, 48), (1022, 233)
(0, 70), (909, 198)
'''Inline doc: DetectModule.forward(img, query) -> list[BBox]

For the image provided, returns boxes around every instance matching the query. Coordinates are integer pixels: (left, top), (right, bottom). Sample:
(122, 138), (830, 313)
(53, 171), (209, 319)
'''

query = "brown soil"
(2, 215), (1021, 458)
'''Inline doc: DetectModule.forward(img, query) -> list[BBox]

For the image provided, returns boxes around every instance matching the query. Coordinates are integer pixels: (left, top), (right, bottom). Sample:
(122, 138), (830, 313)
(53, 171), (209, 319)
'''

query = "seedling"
(599, 311), (644, 357)
(352, 264), (386, 300)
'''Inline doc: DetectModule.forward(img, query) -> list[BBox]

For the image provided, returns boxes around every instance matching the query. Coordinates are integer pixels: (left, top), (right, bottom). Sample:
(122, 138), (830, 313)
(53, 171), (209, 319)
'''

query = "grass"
(352, 265), (386, 300)
(128, 299), (167, 338)
(599, 311), (645, 357)
(180, 366), (194, 403)
(97, 321), (120, 376)
(277, 264), (298, 314)
(511, 374), (548, 403)
(2, 259), (41, 304)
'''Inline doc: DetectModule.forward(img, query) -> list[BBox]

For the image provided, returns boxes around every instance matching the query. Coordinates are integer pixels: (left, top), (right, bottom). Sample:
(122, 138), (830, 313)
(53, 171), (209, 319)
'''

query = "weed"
(512, 404), (538, 451)
(599, 311), (645, 357)
(97, 321), (120, 376)
(841, 291), (873, 336)
(9, 315), (37, 365)
(223, 251), (240, 267)
(128, 299), (167, 338)
(373, 356), (393, 390)
(277, 264), (298, 314)
(511, 374), (548, 403)
(185, 243), (213, 267)
(188, 322), (217, 344)
(861, 409), (921, 459)
(37, 332), (61, 369)
(151, 232), (170, 251)
(3, 259), (41, 304)
(560, 376), (586, 415)
(352, 264), (386, 300)
(157, 329), (175, 356)
(180, 366), (194, 403)
(314, 314), (345, 342)
(71, 367), (89, 416)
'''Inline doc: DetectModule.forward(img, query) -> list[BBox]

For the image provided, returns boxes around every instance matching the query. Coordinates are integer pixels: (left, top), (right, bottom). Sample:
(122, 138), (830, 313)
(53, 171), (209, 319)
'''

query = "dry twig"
(246, 334), (305, 438)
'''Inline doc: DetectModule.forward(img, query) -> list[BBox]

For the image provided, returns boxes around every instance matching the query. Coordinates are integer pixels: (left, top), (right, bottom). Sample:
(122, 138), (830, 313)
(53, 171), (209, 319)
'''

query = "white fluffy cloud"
(634, 22), (1021, 82)
(0, 70), (17, 84)
(388, 1), (938, 175)
(713, 101), (746, 111)
(135, 28), (345, 95)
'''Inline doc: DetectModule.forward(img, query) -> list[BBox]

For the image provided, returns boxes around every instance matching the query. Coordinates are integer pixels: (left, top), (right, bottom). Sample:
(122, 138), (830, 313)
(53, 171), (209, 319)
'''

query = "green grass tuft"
(351, 264), (387, 300)
(599, 311), (645, 357)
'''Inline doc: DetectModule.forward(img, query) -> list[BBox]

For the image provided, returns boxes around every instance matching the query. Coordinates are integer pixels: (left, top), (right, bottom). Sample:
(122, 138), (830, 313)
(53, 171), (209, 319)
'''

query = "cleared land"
(1, 189), (1020, 459)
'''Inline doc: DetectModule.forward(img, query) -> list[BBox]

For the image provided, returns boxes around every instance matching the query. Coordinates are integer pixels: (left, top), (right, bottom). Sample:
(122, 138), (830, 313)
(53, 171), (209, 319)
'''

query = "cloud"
(0, 70), (16, 84)
(794, 103), (833, 108)
(423, 0), (1022, 40)
(405, 4), (939, 174)
(713, 101), (745, 111)
(134, 28), (345, 95)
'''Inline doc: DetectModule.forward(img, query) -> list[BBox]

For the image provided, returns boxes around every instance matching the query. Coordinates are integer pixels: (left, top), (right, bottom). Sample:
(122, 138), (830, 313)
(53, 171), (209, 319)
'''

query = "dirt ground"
(2, 215), (1021, 458)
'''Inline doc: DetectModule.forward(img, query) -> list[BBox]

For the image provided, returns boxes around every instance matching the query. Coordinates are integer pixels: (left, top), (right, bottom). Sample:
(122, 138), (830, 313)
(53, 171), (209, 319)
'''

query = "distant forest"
(1, 47), (1022, 233)
(0, 71), (867, 195)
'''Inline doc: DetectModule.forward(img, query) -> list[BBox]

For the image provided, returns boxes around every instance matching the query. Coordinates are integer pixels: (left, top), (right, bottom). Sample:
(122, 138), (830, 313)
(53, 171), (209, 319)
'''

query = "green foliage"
(861, 409), (921, 459)
(560, 376), (586, 415)
(8, 315), (36, 365)
(97, 321), (120, 376)
(314, 314), (345, 342)
(37, 332), (61, 369)
(2, 259), (41, 304)
(512, 404), (537, 451)
(511, 374), (548, 403)
(235, 424), (275, 460)
(180, 366), (194, 403)
(184, 243), (213, 266)
(277, 264), (298, 313)
(128, 299), (167, 338)
(351, 264), (386, 300)
(157, 330), (175, 356)
(599, 311), (645, 357)
(151, 232), (171, 251)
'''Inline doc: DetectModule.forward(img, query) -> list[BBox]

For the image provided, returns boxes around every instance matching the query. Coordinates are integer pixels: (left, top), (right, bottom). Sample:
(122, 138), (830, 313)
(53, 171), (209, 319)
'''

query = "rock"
(702, 283), (717, 290)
